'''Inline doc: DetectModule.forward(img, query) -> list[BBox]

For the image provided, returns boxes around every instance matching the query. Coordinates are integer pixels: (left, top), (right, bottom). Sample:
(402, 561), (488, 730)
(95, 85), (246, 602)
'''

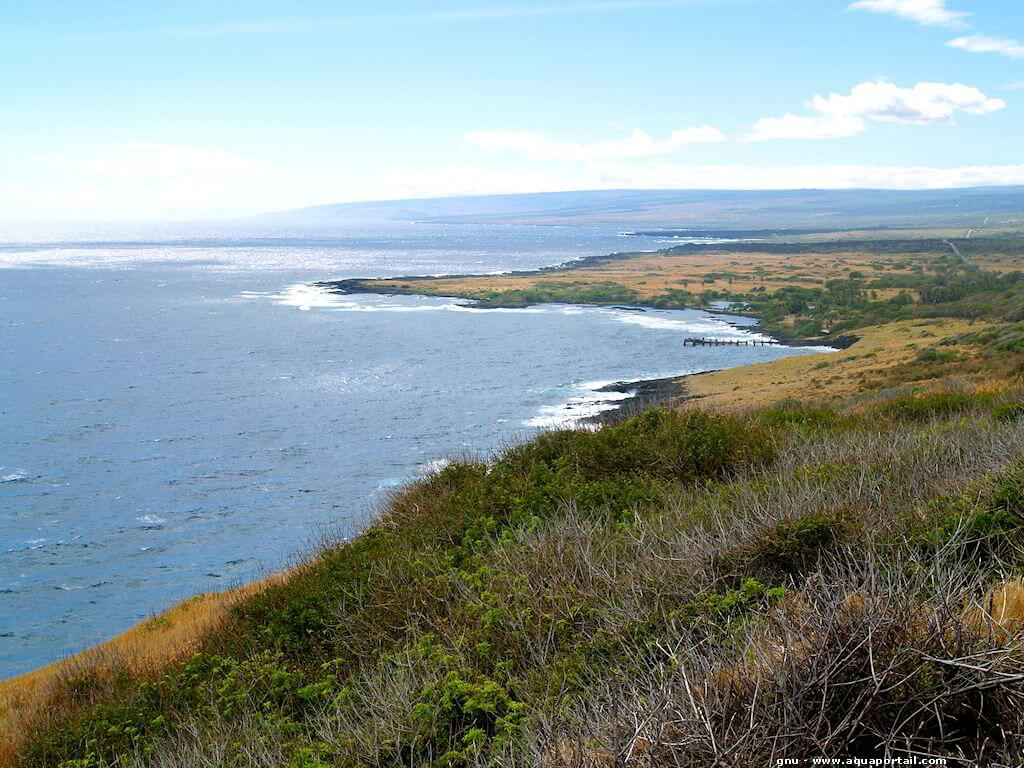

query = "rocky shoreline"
(317, 265), (857, 426)
(316, 280), (858, 352)
(586, 375), (697, 425)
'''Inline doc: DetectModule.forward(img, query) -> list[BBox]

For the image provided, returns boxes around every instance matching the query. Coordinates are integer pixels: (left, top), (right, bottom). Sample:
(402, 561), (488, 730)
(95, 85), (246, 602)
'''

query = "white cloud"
(947, 34), (1024, 59)
(9, 155), (1024, 222)
(463, 125), (726, 160)
(847, 0), (968, 28)
(745, 80), (1005, 141)
(8, 136), (1024, 221)
(10, 142), (324, 220)
(0, 142), (597, 220)
(745, 114), (866, 141)
(74, 142), (261, 179)
(813, 81), (1006, 123)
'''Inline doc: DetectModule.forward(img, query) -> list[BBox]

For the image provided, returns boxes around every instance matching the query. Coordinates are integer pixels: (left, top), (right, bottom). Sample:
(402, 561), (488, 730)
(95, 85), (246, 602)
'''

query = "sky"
(2, 0), (1023, 220)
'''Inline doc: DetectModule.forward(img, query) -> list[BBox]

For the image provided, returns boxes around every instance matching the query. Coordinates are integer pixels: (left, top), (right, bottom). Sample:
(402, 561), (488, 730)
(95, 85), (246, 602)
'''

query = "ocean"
(0, 222), (828, 678)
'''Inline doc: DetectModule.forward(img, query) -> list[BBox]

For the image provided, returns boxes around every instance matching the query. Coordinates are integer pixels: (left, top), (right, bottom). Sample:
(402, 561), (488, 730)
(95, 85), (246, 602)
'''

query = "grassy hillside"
(8, 391), (1024, 766)
(8, 232), (1024, 766)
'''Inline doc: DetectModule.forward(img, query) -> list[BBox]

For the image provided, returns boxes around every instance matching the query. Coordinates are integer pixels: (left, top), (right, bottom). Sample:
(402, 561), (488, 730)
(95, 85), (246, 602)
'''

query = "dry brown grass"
(543, 564), (1024, 766)
(964, 579), (1024, 639)
(0, 575), (284, 767)
(362, 233), (1024, 303)
(371, 249), (934, 300)
(678, 318), (988, 409)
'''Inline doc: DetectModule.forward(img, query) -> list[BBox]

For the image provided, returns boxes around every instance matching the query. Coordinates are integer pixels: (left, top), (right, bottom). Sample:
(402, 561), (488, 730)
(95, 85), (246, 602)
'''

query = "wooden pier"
(683, 337), (778, 347)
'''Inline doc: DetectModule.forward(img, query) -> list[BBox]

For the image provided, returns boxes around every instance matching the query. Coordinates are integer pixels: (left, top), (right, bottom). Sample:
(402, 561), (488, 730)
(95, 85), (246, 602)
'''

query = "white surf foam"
(264, 284), (558, 315)
(419, 458), (452, 476)
(524, 382), (635, 429)
(271, 284), (357, 311)
(610, 310), (770, 341)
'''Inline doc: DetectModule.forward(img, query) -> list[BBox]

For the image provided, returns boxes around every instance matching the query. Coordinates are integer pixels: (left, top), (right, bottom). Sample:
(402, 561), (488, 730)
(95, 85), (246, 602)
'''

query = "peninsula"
(7, 226), (1024, 766)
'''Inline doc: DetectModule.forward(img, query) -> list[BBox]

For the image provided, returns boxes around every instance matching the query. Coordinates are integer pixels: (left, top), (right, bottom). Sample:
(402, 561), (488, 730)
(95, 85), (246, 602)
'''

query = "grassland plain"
(8, 230), (1024, 766)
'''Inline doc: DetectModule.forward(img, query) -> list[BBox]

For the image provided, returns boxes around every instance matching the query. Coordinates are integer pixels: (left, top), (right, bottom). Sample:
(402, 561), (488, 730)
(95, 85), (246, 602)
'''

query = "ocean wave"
(1, 471), (29, 483)
(523, 383), (635, 429)
(611, 310), (769, 340)
(446, 304), (546, 314)
(135, 514), (166, 527)
(271, 284), (356, 311)
(419, 458), (452, 476)
(263, 284), (557, 314)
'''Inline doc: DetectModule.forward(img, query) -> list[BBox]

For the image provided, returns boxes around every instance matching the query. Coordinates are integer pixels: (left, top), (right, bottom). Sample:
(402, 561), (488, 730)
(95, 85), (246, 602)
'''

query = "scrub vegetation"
(8, 231), (1024, 766)
(8, 390), (1024, 766)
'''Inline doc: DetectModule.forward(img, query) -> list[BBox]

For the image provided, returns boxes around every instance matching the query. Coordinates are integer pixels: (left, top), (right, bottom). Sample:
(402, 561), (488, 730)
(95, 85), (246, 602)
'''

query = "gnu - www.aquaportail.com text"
(775, 758), (948, 767)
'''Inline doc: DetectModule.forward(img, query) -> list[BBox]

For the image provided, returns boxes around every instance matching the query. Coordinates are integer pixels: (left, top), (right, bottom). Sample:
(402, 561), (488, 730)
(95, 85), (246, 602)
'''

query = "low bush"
(754, 400), (846, 431)
(874, 390), (988, 421)
(476, 281), (640, 308)
(913, 346), (965, 364)
(922, 462), (1024, 565)
(408, 671), (524, 767)
(716, 511), (849, 581)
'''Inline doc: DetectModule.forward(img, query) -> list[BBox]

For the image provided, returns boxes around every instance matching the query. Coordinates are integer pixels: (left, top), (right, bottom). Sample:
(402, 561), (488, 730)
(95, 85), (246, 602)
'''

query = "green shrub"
(875, 390), (986, 421)
(409, 672), (524, 767)
(993, 402), (1024, 422)
(682, 578), (787, 620)
(756, 400), (845, 431)
(477, 281), (640, 308)
(924, 463), (1024, 563)
(503, 408), (772, 485)
(718, 511), (848, 579)
(914, 347), (965, 364)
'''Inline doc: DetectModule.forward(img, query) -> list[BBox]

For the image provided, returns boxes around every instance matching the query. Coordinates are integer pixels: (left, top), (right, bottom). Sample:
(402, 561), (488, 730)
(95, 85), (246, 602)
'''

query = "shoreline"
(586, 374), (700, 425)
(314, 262), (859, 424)
(316, 279), (858, 348)
(314, 268), (858, 425)
(315, 266), (860, 353)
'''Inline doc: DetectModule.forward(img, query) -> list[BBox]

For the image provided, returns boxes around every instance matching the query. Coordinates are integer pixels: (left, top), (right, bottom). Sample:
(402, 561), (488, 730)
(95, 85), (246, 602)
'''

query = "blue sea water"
(0, 222), (828, 679)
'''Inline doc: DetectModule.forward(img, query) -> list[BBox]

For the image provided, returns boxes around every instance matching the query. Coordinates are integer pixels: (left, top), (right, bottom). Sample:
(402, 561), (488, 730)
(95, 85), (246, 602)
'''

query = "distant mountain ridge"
(257, 186), (1024, 229)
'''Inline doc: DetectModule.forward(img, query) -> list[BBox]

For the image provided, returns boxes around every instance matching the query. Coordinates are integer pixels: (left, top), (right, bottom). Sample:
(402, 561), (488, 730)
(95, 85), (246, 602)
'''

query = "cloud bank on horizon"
(1, 0), (1022, 220)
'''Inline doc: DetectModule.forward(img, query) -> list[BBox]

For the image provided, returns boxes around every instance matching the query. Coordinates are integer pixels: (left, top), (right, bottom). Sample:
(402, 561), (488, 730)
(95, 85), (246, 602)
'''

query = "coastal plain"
(333, 228), (1024, 407)
(9, 226), (1024, 766)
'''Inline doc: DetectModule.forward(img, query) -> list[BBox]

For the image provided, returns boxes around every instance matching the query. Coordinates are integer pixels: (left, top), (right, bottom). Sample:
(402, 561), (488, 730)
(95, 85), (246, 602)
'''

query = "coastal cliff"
(8, 229), (1024, 766)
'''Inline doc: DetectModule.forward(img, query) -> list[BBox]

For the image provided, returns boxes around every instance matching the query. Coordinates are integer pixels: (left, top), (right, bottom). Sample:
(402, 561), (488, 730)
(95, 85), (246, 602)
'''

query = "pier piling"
(683, 337), (779, 347)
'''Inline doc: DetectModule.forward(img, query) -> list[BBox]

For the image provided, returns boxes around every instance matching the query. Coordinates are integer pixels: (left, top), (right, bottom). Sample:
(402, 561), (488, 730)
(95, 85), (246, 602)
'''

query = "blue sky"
(2, 0), (1023, 220)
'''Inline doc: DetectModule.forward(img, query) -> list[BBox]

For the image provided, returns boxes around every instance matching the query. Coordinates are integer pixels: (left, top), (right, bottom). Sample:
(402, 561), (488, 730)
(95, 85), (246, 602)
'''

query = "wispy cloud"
(24, 142), (292, 220)
(848, 0), (1024, 64)
(72, 142), (260, 179)
(947, 34), (1024, 60)
(847, 0), (968, 28)
(745, 114), (866, 142)
(144, 1), (739, 38)
(12, 151), (1024, 221)
(464, 126), (726, 160)
(745, 80), (1005, 142)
